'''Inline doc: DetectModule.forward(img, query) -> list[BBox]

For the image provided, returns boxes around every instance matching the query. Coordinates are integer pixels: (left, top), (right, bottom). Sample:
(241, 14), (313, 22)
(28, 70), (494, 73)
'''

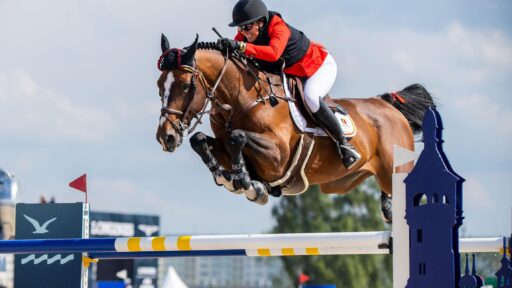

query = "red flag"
(298, 273), (310, 284)
(69, 174), (87, 193)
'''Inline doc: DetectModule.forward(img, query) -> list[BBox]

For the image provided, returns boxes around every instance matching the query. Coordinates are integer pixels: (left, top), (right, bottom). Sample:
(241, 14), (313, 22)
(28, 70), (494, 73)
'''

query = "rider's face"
(239, 21), (261, 42)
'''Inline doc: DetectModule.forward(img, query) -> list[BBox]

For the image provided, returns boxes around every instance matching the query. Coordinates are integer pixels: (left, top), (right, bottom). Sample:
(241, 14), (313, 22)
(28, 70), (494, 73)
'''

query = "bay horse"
(155, 34), (433, 222)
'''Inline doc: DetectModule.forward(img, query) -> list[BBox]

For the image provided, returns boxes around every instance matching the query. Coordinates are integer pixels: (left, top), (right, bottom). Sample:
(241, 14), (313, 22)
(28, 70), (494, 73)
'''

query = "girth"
(269, 133), (315, 195)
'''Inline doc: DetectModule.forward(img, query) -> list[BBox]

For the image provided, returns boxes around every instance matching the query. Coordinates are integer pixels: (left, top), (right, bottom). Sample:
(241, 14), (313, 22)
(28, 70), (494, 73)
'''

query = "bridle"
(159, 49), (230, 137)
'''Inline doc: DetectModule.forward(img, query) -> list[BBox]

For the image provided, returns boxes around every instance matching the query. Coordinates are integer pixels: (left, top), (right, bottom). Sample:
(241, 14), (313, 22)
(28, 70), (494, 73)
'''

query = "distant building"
(0, 169), (19, 205)
(0, 168), (19, 288)
(162, 255), (289, 287)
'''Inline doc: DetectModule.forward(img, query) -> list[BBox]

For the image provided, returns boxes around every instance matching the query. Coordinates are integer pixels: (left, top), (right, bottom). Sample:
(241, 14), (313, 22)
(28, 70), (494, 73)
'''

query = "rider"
(219, 0), (360, 169)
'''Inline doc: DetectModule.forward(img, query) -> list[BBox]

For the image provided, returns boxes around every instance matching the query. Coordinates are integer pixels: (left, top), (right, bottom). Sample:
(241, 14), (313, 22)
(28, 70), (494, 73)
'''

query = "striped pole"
(0, 231), (389, 254)
(0, 233), (507, 257)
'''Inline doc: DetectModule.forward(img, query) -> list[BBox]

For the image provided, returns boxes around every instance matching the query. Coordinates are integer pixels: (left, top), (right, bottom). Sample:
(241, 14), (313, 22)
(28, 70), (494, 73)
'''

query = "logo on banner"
(23, 214), (57, 234)
(21, 254), (74, 265)
(116, 269), (134, 288)
(137, 224), (159, 236)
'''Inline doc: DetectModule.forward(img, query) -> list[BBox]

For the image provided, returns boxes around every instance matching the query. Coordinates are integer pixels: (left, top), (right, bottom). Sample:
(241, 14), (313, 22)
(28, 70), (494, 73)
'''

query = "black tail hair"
(380, 83), (435, 135)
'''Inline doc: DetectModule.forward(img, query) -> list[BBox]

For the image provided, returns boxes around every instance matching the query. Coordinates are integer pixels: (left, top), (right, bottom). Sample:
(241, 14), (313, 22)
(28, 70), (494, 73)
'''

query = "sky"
(0, 0), (511, 237)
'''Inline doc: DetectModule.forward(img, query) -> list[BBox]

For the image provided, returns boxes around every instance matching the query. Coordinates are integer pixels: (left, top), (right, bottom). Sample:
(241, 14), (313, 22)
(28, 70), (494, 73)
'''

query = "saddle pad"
(282, 74), (357, 137)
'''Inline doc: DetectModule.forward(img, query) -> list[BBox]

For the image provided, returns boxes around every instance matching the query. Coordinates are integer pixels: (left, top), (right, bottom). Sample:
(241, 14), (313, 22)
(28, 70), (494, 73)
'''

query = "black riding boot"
(312, 99), (361, 169)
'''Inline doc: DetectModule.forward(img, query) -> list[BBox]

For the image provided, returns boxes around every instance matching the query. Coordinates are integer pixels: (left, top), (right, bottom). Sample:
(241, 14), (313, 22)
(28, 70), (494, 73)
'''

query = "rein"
(160, 46), (292, 135)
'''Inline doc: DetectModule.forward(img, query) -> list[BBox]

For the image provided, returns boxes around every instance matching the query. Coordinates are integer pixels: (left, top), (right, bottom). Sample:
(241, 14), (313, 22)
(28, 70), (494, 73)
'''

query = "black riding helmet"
(229, 0), (269, 27)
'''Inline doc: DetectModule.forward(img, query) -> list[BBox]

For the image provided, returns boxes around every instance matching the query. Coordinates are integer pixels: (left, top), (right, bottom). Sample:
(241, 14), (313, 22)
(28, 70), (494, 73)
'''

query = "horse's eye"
(181, 83), (190, 91)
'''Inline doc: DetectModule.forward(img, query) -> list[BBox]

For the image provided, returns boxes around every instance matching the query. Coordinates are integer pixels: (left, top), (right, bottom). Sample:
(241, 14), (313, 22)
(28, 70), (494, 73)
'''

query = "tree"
(271, 178), (392, 287)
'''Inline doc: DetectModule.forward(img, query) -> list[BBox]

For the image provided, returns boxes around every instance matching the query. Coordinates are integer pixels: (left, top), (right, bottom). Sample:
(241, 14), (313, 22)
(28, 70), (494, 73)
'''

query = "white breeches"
(303, 53), (337, 113)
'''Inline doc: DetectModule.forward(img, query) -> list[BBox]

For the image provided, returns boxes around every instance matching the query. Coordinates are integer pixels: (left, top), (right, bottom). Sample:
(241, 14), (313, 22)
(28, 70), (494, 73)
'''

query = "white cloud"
(89, 178), (216, 220)
(446, 22), (512, 69)
(451, 93), (512, 136)
(308, 18), (512, 92)
(463, 177), (494, 210)
(392, 51), (417, 73)
(0, 68), (116, 144)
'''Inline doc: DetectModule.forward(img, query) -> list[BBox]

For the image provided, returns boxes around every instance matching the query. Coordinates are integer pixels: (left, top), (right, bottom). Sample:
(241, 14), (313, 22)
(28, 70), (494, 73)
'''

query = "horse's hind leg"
(189, 132), (235, 192)
(375, 162), (396, 224)
(226, 130), (269, 205)
(380, 191), (392, 224)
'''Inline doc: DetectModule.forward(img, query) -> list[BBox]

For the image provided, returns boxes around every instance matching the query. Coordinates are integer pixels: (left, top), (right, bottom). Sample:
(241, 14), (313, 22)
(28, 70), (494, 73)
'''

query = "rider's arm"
(236, 16), (291, 62)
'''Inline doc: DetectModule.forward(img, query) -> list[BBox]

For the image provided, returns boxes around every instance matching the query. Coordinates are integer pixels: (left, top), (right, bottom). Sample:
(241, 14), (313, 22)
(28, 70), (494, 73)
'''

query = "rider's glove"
(218, 38), (246, 53)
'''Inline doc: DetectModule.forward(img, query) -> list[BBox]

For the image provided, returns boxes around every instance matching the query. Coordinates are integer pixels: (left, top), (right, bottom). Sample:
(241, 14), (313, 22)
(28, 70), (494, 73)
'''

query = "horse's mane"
(197, 41), (223, 52)
(196, 42), (266, 73)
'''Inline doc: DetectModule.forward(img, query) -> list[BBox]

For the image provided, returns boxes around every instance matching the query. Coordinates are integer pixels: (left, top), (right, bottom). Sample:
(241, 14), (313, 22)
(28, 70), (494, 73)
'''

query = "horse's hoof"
(245, 181), (268, 205)
(381, 192), (392, 224)
(214, 170), (242, 193)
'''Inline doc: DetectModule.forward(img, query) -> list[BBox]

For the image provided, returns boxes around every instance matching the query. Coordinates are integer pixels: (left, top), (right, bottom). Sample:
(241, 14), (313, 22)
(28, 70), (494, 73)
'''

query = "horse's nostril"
(166, 135), (176, 146)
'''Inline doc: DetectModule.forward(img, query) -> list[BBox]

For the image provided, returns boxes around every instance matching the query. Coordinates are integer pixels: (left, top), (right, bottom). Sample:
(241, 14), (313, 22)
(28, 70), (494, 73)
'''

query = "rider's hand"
(218, 38), (246, 53)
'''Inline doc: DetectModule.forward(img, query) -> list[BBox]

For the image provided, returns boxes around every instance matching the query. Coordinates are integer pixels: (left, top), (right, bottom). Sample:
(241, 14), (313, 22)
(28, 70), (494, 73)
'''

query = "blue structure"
(459, 254), (483, 288)
(0, 169), (19, 204)
(405, 107), (465, 287)
(496, 237), (512, 288)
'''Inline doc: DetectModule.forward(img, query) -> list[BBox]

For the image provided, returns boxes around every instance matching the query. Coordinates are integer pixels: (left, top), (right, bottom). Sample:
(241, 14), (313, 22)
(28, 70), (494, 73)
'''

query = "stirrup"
(338, 144), (361, 169)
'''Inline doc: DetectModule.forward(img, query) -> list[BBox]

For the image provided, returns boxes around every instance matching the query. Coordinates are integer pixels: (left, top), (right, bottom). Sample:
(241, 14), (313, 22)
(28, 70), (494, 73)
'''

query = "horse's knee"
(229, 130), (247, 147)
(190, 132), (207, 146)
(189, 132), (207, 148)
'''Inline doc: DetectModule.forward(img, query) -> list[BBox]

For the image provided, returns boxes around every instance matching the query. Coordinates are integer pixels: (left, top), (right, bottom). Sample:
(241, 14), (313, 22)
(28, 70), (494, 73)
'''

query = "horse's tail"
(380, 83), (435, 135)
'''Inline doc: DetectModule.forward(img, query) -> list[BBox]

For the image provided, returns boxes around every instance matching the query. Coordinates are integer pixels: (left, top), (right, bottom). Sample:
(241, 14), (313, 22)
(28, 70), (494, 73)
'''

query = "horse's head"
(156, 34), (206, 152)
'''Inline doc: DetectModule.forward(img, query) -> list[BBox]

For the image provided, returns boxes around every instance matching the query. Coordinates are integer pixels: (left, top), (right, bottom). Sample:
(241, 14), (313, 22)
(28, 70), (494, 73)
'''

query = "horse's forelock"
(158, 49), (181, 71)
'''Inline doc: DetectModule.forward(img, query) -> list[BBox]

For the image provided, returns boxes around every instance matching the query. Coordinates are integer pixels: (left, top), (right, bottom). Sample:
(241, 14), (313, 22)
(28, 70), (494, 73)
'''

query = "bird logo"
(23, 214), (57, 234)
(137, 224), (159, 236)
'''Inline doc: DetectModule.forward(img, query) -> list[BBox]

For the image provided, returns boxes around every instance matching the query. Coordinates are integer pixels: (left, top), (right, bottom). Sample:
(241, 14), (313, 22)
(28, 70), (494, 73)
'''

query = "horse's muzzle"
(157, 131), (182, 152)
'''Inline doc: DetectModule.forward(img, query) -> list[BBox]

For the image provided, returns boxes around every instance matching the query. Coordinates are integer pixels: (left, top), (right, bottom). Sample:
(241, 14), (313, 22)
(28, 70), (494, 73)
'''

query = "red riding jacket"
(235, 12), (327, 77)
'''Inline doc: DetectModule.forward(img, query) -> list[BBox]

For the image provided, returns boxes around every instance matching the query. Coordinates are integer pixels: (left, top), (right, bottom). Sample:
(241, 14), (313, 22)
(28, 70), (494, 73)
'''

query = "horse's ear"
(161, 33), (170, 52)
(181, 34), (199, 67)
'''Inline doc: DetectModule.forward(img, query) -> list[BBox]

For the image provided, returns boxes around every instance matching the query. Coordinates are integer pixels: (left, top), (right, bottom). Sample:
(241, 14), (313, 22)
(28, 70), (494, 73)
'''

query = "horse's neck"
(197, 50), (258, 108)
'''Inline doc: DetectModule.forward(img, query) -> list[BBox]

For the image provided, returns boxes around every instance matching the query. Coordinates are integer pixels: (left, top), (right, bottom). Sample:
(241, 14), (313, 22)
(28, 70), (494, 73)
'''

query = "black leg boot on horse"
(381, 191), (393, 224)
(226, 130), (269, 204)
(189, 132), (235, 192)
(313, 99), (361, 169)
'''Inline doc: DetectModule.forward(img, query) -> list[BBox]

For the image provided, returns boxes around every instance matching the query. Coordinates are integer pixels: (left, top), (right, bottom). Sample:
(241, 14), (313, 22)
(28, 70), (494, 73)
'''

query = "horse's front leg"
(189, 132), (235, 192)
(227, 129), (269, 205)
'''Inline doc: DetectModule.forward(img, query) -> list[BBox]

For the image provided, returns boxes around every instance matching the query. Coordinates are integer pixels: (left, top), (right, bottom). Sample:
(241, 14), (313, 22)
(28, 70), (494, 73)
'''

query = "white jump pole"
(392, 145), (419, 288)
